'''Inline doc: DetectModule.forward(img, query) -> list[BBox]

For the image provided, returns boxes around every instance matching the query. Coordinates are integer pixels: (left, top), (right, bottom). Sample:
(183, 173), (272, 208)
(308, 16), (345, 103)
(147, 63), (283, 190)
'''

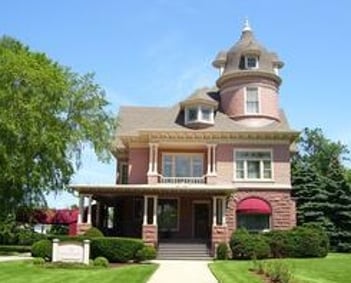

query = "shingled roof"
(114, 88), (296, 149)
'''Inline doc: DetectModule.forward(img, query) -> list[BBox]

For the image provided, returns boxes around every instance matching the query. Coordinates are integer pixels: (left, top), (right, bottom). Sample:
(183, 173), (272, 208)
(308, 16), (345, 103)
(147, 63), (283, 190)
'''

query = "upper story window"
(119, 163), (129, 184)
(163, 154), (203, 178)
(245, 55), (259, 69)
(234, 150), (272, 180)
(185, 105), (214, 125)
(245, 87), (259, 114)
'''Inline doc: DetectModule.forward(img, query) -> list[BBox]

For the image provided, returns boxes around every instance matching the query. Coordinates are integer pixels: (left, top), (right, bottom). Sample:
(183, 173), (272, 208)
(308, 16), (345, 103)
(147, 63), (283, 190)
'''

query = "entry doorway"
(193, 202), (210, 240)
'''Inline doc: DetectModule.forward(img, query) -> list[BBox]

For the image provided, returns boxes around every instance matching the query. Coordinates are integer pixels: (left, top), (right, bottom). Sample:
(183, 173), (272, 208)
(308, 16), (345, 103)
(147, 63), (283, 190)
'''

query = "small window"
(185, 106), (214, 124)
(245, 55), (259, 69)
(201, 107), (211, 121)
(188, 107), (198, 121)
(120, 163), (129, 184)
(246, 87), (259, 114)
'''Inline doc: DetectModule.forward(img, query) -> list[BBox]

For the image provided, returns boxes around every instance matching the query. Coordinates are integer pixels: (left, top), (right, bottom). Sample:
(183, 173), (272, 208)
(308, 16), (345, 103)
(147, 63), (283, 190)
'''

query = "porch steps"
(157, 242), (212, 260)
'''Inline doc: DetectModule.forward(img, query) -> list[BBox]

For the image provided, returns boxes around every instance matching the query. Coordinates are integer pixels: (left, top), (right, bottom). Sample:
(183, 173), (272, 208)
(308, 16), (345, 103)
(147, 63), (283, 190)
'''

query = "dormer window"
(245, 55), (259, 69)
(185, 105), (214, 125)
(245, 86), (260, 114)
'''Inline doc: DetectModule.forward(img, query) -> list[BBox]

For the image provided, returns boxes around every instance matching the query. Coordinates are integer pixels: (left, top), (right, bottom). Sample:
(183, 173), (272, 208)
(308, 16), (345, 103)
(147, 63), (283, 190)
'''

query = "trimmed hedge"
(84, 227), (104, 238)
(31, 239), (52, 261)
(0, 245), (32, 254)
(90, 237), (144, 263)
(135, 246), (157, 262)
(216, 242), (229, 260)
(230, 225), (329, 260)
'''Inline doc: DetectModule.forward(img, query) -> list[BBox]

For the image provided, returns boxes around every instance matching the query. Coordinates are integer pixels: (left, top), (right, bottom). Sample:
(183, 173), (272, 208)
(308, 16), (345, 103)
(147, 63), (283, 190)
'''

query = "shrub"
(93, 256), (109, 267)
(84, 227), (104, 238)
(264, 261), (293, 283)
(216, 242), (229, 260)
(90, 237), (144, 263)
(17, 229), (47, 245)
(135, 246), (157, 262)
(264, 230), (291, 258)
(288, 225), (329, 258)
(33, 257), (45, 265)
(230, 229), (270, 259)
(31, 239), (52, 261)
(0, 245), (32, 254)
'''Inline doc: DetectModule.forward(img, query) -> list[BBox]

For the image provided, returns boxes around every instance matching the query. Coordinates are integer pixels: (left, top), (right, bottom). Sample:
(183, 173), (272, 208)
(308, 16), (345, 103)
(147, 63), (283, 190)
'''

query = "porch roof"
(70, 184), (236, 195)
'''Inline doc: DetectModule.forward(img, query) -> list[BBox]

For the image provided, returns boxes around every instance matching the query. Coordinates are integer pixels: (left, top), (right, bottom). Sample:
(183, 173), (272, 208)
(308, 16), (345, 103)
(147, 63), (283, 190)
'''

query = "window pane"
(201, 107), (211, 121)
(216, 199), (223, 225)
(163, 155), (173, 177)
(263, 161), (272, 179)
(188, 108), (198, 121)
(175, 156), (191, 177)
(246, 87), (259, 114)
(247, 161), (260, 178)
(237, 214), (270, 231)
(236, 160), (245, 179)
(247, 56), (258, 68)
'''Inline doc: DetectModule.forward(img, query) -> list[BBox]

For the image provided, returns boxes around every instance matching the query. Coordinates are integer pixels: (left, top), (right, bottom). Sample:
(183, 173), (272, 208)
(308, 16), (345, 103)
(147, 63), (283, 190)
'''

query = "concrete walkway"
(0, 254), (32, 262)
(147, 260), (217, 283)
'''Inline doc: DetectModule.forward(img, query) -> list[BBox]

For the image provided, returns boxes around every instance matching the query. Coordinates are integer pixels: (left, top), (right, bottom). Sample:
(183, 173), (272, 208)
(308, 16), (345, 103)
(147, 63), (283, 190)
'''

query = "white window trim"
(162, 152), (205, 178)
(158, 197), (180, 232)
(245, 55), (259, 69)
(185, 105), (214, 125)
(244, 86), (261, 115)
(233, 148), (274, 182)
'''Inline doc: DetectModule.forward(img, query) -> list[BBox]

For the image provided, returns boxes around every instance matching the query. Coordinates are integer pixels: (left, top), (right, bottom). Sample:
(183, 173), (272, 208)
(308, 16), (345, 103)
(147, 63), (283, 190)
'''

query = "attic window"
(245, 55), (259, 69)
(185, 105), (214, 125)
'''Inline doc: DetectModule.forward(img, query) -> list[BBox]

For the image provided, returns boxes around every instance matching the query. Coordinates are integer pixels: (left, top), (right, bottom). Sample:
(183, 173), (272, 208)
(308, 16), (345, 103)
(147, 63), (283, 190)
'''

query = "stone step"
(157, 242), (212, 260)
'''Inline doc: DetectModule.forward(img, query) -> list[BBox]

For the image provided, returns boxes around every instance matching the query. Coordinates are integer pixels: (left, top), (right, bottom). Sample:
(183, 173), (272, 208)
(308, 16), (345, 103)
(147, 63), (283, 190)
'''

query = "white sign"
(52, 239), (90, 265)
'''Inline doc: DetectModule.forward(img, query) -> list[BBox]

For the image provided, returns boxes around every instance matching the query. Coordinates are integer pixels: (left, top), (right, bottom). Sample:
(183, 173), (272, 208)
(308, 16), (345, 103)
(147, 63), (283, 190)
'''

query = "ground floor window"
(237, 214), (270, 232)
(157, 198), (178, 231)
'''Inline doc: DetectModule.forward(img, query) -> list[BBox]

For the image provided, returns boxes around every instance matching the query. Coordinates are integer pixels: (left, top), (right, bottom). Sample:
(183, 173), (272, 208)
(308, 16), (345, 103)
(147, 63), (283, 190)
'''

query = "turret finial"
(242, 18), (252, 32)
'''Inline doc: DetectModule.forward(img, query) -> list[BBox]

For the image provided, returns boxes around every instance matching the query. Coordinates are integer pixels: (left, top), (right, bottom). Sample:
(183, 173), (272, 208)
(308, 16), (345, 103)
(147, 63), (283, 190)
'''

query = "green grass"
(0, 261), (157, 283)
(209, 253), (351, 283)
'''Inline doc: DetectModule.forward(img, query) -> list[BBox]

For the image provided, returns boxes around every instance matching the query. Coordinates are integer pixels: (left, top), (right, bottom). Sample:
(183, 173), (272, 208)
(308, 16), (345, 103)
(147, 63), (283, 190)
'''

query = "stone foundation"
(142, 224), (158, 247)
(211, 225), (228, 257)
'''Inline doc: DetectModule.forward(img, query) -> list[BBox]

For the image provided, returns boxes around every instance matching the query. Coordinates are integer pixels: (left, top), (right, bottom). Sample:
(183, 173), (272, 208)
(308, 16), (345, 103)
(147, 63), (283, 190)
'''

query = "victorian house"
(72, 21), (298, 258)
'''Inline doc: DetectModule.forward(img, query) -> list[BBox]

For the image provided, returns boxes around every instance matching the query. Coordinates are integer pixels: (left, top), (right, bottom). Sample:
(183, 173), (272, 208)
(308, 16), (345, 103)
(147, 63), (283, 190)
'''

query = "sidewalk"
(147, 260), (217, 283)
(0, 254), (32, 262)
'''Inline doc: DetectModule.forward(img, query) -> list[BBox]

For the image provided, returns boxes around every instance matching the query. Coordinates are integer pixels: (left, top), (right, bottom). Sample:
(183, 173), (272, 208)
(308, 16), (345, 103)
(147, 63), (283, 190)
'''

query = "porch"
(74, 185), (234, 256)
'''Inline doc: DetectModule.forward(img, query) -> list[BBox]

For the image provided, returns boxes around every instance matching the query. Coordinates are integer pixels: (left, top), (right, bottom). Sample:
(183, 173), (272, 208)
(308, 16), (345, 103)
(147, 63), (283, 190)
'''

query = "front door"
(193, 203), (210, 239)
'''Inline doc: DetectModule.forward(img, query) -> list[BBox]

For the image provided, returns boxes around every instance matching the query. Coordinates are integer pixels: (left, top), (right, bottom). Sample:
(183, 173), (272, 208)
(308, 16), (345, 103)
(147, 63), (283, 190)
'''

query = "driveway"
(147, 260), (217, 283)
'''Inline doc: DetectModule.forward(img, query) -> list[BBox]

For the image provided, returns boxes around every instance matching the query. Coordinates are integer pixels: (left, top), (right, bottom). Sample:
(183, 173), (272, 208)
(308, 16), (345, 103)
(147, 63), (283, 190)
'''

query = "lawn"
(0, 260), (157, 283)
(209, 253), (351, 283)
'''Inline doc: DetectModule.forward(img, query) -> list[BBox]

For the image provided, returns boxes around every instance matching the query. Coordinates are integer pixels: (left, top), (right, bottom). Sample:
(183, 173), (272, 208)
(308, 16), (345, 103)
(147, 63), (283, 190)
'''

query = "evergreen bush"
(84, 227), (104, 238)
(93, 256), (109, 267)
(216, 242), (229, 260)
(31, 239), (52, 261)
(135, 246), (157, 262)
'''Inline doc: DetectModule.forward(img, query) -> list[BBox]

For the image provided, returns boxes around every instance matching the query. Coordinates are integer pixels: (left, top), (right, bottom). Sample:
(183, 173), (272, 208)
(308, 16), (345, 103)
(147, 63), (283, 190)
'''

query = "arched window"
(236, 198), (271, 232)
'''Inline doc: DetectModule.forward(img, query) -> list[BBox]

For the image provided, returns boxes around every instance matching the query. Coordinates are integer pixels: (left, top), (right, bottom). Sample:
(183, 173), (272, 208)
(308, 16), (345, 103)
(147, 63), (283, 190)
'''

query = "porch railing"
(160, 176), (206, 184)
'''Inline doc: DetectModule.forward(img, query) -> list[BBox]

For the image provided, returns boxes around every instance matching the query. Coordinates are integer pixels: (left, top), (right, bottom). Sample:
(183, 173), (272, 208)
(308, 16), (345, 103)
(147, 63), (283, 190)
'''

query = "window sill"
(233, 179), (274, 183)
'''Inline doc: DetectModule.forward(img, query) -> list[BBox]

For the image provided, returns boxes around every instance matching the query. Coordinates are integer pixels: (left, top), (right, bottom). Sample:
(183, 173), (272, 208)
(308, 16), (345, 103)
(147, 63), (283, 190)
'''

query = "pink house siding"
(129, 148), (148, 184)
(215, 144), (291, 185)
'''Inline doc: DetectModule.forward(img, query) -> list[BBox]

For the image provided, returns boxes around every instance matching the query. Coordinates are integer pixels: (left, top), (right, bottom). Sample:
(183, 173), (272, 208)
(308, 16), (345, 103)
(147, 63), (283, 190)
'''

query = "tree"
(292, 128), (351, 251)
(0, 36), (116, 220)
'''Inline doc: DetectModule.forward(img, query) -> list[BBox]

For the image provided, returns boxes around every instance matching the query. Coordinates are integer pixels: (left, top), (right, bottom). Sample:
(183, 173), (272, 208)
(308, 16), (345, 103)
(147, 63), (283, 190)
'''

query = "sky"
(1, 0), (351, 208)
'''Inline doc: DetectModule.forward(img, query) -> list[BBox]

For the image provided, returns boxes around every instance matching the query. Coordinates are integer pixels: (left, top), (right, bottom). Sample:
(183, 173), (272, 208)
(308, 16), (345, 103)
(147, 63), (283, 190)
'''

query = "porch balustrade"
(160, 176), (206, 184)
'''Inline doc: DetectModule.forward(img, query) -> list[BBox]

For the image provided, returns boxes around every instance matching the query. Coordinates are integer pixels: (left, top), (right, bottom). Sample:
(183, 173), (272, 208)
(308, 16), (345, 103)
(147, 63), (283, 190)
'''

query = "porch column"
(153, 196), (158, 225)
(143, 196), (148, 225)
(78, 194), (84, 224)
(148, 143), (153, 174)
(212, 145), (217, 175)
(154, 144), (159, 174)
(87, 195), (92, 225)
(212, 196), (217, 226)
(207, 144), (212, 175)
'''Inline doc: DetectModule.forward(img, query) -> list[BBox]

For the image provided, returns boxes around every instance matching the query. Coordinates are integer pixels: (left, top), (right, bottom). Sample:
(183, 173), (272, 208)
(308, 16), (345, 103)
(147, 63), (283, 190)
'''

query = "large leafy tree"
(0, 36), (116, 219)
(292, 128), (351, 251)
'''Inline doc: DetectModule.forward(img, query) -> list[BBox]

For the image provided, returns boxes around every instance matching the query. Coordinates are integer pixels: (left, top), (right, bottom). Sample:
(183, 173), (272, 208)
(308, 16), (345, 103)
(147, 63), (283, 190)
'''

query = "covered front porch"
(73, 184), (234, 254)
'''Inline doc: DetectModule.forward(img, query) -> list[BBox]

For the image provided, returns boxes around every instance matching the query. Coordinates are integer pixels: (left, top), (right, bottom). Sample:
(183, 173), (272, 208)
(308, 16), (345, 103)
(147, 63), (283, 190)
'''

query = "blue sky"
(1, 1), (350, 208)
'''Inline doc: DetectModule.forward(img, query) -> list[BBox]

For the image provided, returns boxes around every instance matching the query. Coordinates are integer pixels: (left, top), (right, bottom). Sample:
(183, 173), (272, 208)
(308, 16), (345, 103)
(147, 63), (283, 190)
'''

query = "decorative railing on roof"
(160, 176), (206, 184)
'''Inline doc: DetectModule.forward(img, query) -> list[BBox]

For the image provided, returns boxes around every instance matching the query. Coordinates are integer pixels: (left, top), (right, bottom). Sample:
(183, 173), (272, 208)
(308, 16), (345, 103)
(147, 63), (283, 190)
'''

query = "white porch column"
(222, 197), (226, 225)
(143, 196), (148, 225)
(153, 196), (158, 225)
(87, 195), (92, 225)
(207, 144), (212, 175)
(213, 196), (217, 226)
(78, 195), (84, 224)
(154, 144), (159, 174)
(212, 145), (217, 175)
(148, 143), (153, 174)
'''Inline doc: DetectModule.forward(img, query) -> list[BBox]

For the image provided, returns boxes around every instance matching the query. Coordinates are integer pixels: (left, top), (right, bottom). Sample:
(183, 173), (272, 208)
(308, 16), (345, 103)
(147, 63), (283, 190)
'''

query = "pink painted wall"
(220, 78), (280, 121)
(128, 148), (148, 184)
(216, 144), (291, 185)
